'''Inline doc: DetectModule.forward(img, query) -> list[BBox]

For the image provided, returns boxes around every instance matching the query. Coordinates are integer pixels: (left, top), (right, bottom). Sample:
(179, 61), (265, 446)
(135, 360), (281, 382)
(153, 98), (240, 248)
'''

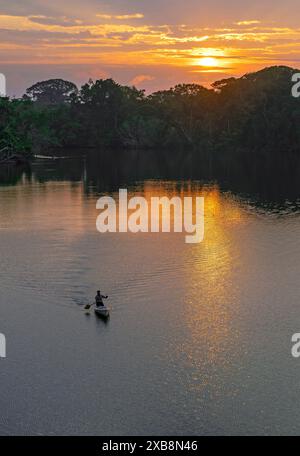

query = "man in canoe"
(95, 290), (108, 307)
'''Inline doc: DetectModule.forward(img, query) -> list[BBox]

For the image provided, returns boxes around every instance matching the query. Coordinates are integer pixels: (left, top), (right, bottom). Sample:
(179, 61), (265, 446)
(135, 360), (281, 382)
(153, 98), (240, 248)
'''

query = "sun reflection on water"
(151, 183), (252, 398)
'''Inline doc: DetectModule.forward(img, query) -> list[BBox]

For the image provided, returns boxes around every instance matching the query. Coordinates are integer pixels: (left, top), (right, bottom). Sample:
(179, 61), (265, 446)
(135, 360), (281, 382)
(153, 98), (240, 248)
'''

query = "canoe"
(94, 306), (110, 318)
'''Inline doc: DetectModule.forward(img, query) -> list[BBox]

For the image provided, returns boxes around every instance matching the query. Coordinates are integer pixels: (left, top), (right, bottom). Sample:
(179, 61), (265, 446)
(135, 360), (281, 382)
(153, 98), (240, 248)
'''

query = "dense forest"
(0, 65), (299, 163)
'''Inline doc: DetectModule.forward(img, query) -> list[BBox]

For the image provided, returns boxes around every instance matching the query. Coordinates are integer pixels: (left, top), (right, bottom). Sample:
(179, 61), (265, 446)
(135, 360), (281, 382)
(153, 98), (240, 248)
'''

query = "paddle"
(84, 303), (94, 310)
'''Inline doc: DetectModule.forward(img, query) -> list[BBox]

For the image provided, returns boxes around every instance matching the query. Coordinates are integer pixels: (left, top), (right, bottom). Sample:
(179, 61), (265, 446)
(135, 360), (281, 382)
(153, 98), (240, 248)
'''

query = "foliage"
(0, 66), (300, 163)
(23, 79), (78, 105)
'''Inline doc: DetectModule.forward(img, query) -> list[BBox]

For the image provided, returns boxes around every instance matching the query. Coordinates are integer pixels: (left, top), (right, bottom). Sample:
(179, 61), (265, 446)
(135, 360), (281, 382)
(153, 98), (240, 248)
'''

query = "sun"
(198, 57), (219, 67)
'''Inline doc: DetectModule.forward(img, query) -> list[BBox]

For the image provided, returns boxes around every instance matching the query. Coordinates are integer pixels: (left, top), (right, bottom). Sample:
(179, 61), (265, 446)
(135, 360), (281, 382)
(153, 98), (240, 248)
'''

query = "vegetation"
(0, 66), (299, 163)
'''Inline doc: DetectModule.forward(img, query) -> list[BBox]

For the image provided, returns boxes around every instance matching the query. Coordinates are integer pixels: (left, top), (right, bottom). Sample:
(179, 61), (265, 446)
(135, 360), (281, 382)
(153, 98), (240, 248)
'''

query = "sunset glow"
(198, 57), (219, 67)
(0, 0), (299, 95)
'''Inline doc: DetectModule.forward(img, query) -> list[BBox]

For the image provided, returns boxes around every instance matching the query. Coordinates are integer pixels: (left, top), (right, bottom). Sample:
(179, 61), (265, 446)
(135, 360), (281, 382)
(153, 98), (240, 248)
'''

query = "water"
(0, 151), (299, 435)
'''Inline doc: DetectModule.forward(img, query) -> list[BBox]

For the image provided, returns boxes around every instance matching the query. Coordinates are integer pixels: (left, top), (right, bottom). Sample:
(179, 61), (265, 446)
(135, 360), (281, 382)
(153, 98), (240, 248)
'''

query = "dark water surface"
(0, 150), (299, 435)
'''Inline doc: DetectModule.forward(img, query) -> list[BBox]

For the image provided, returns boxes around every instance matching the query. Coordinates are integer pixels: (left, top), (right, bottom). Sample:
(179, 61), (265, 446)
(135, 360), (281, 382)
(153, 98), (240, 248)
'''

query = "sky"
(0, 0), (300, 96)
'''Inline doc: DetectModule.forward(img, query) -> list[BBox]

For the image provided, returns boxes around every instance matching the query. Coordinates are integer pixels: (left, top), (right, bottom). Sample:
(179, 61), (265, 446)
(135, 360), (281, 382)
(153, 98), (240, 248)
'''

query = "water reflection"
(1, 148), (299, 208)
(190, 197), (241, 361)
(161, 185), (249, 401)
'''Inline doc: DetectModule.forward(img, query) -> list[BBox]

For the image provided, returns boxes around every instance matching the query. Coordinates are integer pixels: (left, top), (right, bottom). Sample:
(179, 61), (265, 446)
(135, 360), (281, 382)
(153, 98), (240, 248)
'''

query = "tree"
(212, 66), (300, 155)
(77, 78), (146, 146)
(24, 79), (78, 105)
(149, 84), (216, 147)
(2, 65), (299, 159)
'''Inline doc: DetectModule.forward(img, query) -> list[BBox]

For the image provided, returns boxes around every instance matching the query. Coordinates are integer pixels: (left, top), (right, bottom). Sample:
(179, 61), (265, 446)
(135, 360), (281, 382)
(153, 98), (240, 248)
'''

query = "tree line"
(0, 65), (299, 162)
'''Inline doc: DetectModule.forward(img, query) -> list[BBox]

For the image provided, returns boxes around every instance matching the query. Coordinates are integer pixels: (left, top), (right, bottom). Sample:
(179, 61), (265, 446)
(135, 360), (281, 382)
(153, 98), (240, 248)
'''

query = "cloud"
(236, 20), (261, 26)
(94, 14), (111, 20)
(0, 7), (299, 92)
(115, 14), (144, 20)
(28, 15), (83, 27)
(130, 74), (154, 86)
(96, 13), (144, 20)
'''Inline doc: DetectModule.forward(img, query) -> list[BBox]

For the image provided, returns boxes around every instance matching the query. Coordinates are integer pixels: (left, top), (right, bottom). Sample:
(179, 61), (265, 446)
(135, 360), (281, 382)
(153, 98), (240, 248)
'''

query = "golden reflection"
(133, 182), (251, 396)
(180, 185), (248, 384)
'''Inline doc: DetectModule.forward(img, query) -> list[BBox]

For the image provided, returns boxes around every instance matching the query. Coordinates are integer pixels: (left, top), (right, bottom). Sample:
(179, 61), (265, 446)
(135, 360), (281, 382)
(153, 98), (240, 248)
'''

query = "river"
(0, 150), (299, 435)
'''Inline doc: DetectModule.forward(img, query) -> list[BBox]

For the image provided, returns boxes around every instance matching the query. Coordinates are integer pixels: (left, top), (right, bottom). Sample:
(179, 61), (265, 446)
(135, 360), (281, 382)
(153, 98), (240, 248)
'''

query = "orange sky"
(0, 0), (299, 94)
